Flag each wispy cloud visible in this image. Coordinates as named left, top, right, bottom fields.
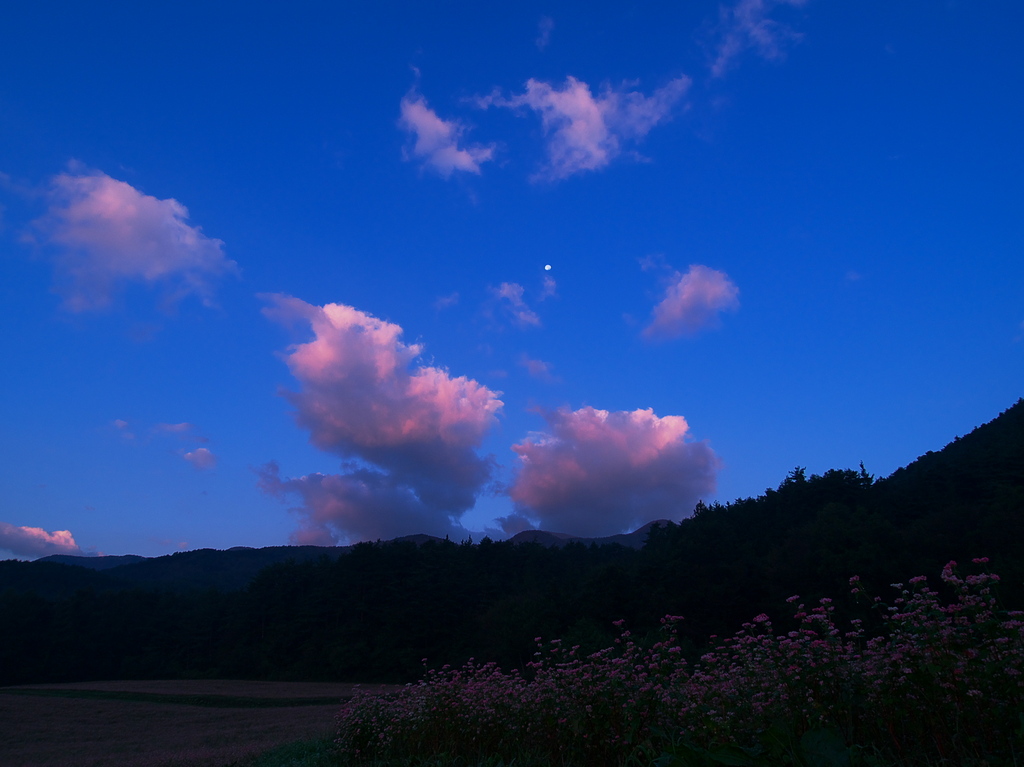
left=154, top=422, right=195, bottom=435
left=504, top=406, right=721, bottom=537
left=480, top=75, right=690, bottom=181
left=398, top=88, right=495, bottom=178
left=153, top=422, right=209, bottom=443
left=643, top=264, right=740, bottom=340
left=116, top=418, right=210, bottom=444
left=710, top=0, right=809, bottom=78
left=260, top=294, right=503, bottom=544
left=0, top=522, right=83, bottom=559
left=434, top=291, right=460, bottom=310
left=518, top=354, right=559, bottom=383
left=536, top=16, right=554, bottom=50
left=491, top=282, right=542, bottom=328
left=115, top=418, right=214, bottom=470
left=539, top=275, right=557, bottom=300
left=31, top=168, right=238, bottom=312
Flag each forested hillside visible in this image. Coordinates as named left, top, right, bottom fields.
left=1, top=399, right=1021, bottom=687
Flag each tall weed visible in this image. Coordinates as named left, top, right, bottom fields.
left=337, top=560, right=1024, bottom=766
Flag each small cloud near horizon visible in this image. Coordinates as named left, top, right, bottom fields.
left=0, top=522, right=83, bottom=559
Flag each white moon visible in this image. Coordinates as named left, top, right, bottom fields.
left=544, top=264, right=552, bottom=270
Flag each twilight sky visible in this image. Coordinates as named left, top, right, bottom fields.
left=1, top=0, right=1021, bottom=559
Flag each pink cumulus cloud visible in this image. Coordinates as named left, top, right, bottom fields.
left=183, top=447, right=217, bottom=470
left=491, top=282, right=541, bottom=328
left=260, top=294, right=502, bottom=542
left=711, top=0, right=809, bottom=78
left=0, top=522, right=83, bottom=559
left=398, top=88, right=495, bottom=178
left=506, top=406, right=721, bottom=537
left=643, top=265, right=740, bottom=340
left=481, top=75, right=690, bottom=181
left=32, top=169, right=238, bottom=312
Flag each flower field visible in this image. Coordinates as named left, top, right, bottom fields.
left=336, top=559, right=1024, bottom=766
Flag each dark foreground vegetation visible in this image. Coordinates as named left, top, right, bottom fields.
left=334, top=559, right=1024, bottom=767
left=1, top=400, right=1022, bottom=689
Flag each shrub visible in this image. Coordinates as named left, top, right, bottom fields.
left=337, top=559, right=1024, bottom=766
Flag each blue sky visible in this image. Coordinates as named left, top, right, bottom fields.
left=1, top=0, right=1021, bottom=558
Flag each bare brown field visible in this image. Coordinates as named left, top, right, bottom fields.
left=0, top=680, right=403, bottom=767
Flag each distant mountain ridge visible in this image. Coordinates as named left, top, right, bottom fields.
left=19, top=521, right=668, bottom=596
left=39, top=554, right=147, bottom=570
left=28, top=545, right=353, bottom=593
left=507, top=520, right=670, bottom=549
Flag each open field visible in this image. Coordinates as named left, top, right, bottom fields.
left=0, top=680, right=402, bottom=767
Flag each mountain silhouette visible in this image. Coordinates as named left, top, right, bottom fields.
left=25, top=522, right=671, bottom=594
left=1, top=398, right=1021, bottom=686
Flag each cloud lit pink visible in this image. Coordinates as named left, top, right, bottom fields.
left=535, top=16, right=554, bottom=50
left=481, top=75, right=689, bottom=180
left=519, top=354, right=558, bottom=382
left=399, top=88, right=495, bottom=178
left=155, top=422, right=195, bottom=435
left=505, top=406, right=721, bottom=537
left=260, top=294, right=503, bottom=543
left=540, top=275, right=557, bottom=300
left=0, top=522, right=83, bottom=559
left=184, top=447, right=217, bottom=470
left=643, top=264, right=740, bottom=340
left=32, top=169, right=238, bottom=312
left=492, top=282, right=541, bottom=328
left=711, top=0, right=808, bottom=78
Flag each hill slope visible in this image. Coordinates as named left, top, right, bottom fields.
left=1, top=398, right=1020, bottom=686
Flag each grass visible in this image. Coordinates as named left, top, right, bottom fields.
left=3, top=687, right=353, bottom=708
left=235, top=736, right=340, bottom=767
left=0, top=681, right=397, bottom=767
